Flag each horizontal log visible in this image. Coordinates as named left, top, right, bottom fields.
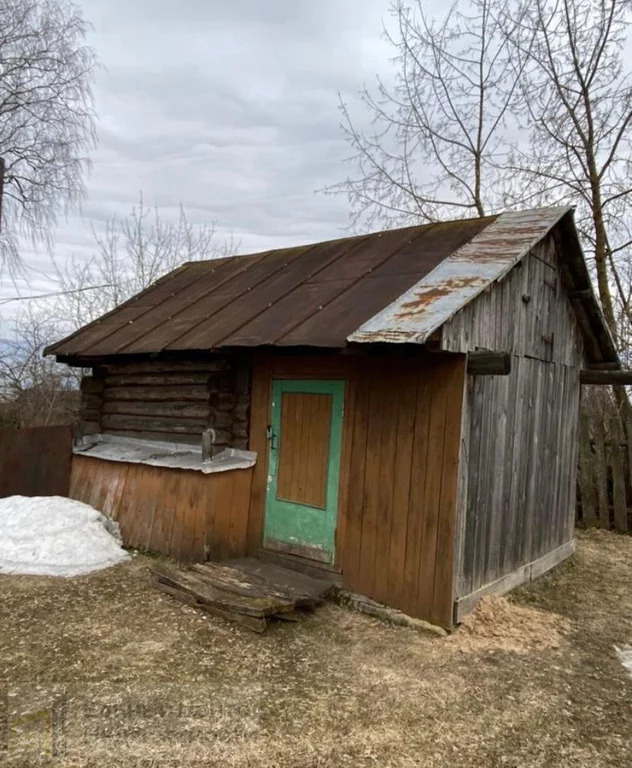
left=102, top=414, right=206, bottom=433
left=80, top=393, right=103, bottom=410
left=80, top=376, right=105, bottom=394
left=231, top=424, right=249, bottom=439
left=103, top=359, right=230, bottom=375
left=467, top=351, right=511, bottom=376
left=233, top=402, right=250, bottom=421
left=103, top=401, right=210, bottom=419
left=105, top=373, right=212, bottom=387
left=104, top=386, right=210, bottom=402
left=79, top=421, right=101, bottom=436
left=104, top=429, right=201, bottom=445
left=580, top=369, right=632, bottom=385
left=211, top=392, right=238, bottom=410
left=80, top=408, right=102, bottom=422
left=208, top=410, right=233, bottom=429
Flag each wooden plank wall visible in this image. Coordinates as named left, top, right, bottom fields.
left=441, top=234, right=585, bottom=368
left=578, top=387, right=632, bottom=533
left=442, top=231, right=586, bottom=602
left=70, top=455, right=253, bottom=562
left=456, top=357, right=580, bottom=598
left=248, top=352, right=466, bottom=627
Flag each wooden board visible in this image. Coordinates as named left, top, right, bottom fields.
left=247, top=351, right=467, bottom=628
left=70, top=455, right=254, bottom=562
left=276, top=391, right=332, bottom=508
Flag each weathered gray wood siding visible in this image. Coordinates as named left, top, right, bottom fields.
left=79, top=357, right=251, bottom=448
left=442, top=233, right=585, bottom=602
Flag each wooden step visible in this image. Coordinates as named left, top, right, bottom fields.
left=153, top=558, right=326, bottom=632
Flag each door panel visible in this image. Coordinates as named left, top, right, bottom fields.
left=277, top=391, right=332, bottom=508
left=264, top=379, right=344, bottom=563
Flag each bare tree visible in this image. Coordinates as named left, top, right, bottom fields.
left=0, top=199, right=233, bottom=425
left=329, top=0, right=522, bottom=228
left=0, top=0, right=97, bottom=271
left=0, top=305, right=78, bottom=428
left=334, top=0, right=632, bottom=354
left=53, top=196, right=235, bottom=330
left=505, top=0, right=632, bottom=348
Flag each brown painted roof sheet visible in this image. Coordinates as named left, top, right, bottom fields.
left=47, top=216, right=495, bottom=357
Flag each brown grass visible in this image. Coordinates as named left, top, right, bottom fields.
left=1, top=529, right=631, bottom=767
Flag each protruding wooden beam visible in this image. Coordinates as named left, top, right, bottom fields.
left=467, top=351, right=511, bottom=376
left=580, top=369, right=632, bottom=385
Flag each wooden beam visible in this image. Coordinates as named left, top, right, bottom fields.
left=580, top=369, right=632, bottom=385
left=453, top=540, right=574, bottom=623
left=467, top=351, right=511, bottom=376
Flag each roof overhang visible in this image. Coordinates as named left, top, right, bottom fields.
left=348, top=207, right=618, bottom=366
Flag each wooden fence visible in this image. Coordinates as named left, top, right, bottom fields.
left=0, top=425, right=73, bottom=498
left=577, top=389, right=632, bottom=533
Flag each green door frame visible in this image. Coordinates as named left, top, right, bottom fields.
left=263, top=378, right=345, bottom=563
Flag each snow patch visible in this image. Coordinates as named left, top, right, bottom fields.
left=0, top=496, right=130, bottom=577
left=615, top=645, right=632, bottom=680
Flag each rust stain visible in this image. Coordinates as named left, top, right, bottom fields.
left=394, top=276, right=486, bottom=319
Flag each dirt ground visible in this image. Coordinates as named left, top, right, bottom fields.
left=0, top=528, right=630, bottom=767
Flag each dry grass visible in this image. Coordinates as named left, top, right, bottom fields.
left=1, top=529, right=631, bottom=767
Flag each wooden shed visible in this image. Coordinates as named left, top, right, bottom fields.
left=46, top=206, right=618, bottom=628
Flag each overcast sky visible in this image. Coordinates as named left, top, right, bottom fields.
left=2, top=0, right=414, bottom=306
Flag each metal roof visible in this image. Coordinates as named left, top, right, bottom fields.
left=350, top=207, right=571, bottom=344
left=46, top=207, right=617, bottom=364
left=46, top=215, right=493, bottom=357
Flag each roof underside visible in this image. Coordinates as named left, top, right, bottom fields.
left=47, top=207, right=618, bottom=365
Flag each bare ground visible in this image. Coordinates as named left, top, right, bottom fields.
left=0, top=528, right=630, bottom=767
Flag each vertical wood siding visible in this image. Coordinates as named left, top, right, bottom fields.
left=442, top=233, right=585, bottom=602
left=248, top=352, right=466, bottom=627
left=456, top=358, right=580, bottom=597
left=277, top=392, right=332, bottom=508
left=70, top=455, right=253, bottom=562
left=441, top=234, right=585, bottom=367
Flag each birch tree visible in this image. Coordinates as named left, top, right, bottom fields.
left=0, top=0, right=96, bottom=271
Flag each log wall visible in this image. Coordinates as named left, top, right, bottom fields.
left=70, top=454, right=253, bottom=561
left=79, top=357, right=251, bottom=448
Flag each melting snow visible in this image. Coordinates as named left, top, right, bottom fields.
left=0, top=496, right=130, bottom=577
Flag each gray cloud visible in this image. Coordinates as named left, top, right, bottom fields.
left=4, top=0, right=445, bottom=309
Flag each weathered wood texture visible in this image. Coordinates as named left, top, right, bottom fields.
left=444, top=232, right=586, bottom=603
left=456, top=357, right=580, bottom=597
left=277, top=391, right=332, bottom=508
left=0, top=425, right=73, bottom=498
left=441, top=233, right=585, bottom=368
left=578, top=387, right=632, bottom=533
left=248, top=352, right=466, bottom=628
left=78, top=357, right=251, bottom=448
left=69, top=454, right=253, bottom=561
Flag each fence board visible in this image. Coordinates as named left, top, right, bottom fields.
left=577, top=391, right=631, bottom=534
left=0, top=425, right=72, bottom=498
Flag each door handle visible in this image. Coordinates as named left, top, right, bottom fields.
left=266, top=424, right=277, bottom=450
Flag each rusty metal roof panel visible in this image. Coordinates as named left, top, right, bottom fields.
left=48, top=208, right=600, bottom=359
left=348, top=207, right=573, bottom=345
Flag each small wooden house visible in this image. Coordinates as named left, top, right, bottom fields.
left=46, top=207, right=618, bottom=628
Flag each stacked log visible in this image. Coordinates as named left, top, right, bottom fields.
left=77, top=357, right=252, bottom=449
